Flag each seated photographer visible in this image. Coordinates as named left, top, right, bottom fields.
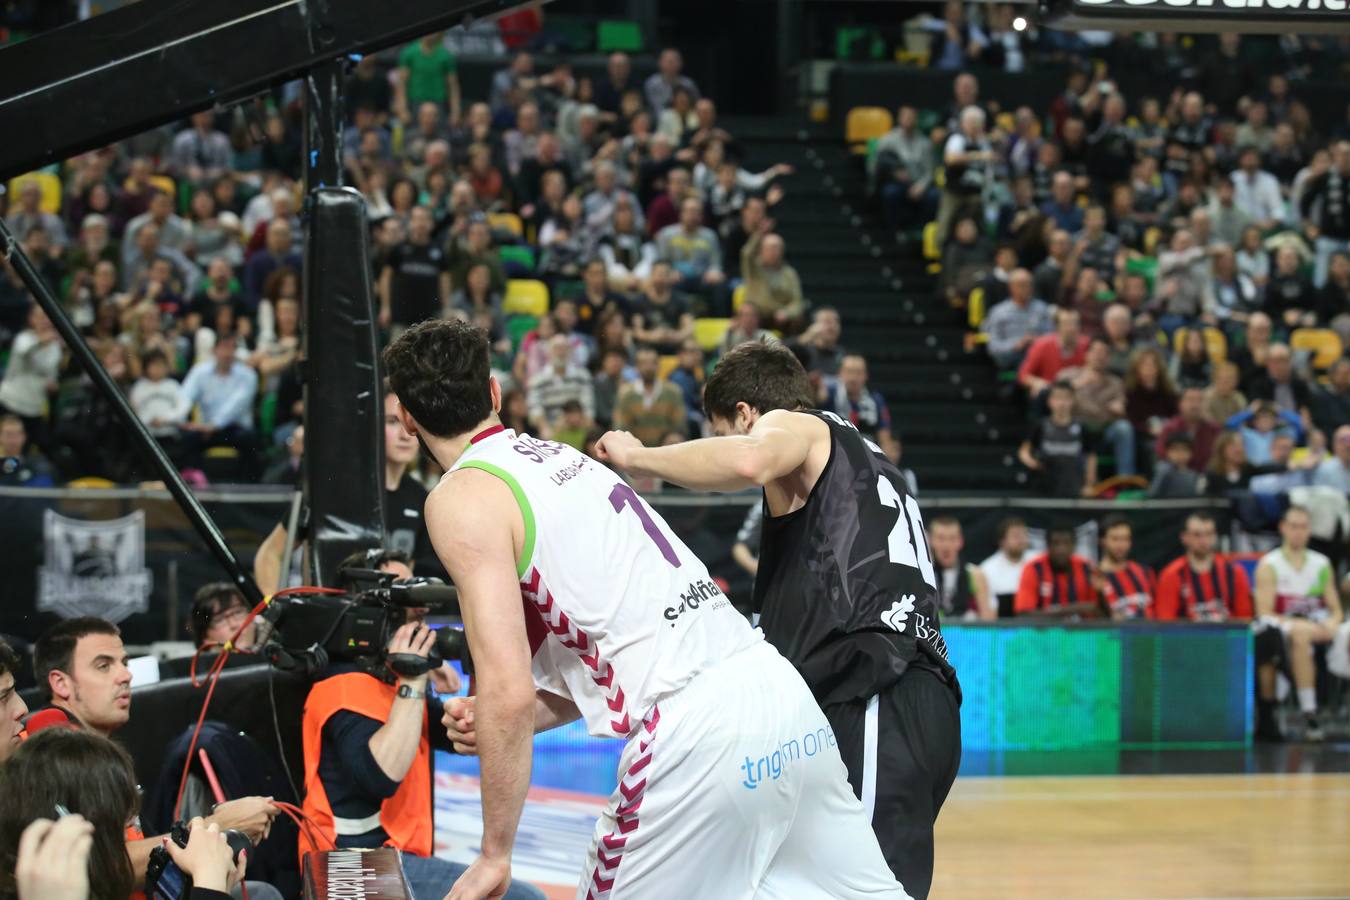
left=300, top=550, right=543, bottom=900
left=0, top=728, right=247, bottom=900
left=27, top=617, right=278, bottom=889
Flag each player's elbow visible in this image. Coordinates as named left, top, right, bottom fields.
left=733, top=445, right=779, bottom=486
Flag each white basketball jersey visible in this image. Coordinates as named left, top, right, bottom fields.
left=1259, top=547, right=1332, bottom=619
left=449, top=428, right=761, bottom=739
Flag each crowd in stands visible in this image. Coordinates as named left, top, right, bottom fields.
left=0, top=33, right=885, bottom=493
left=861, top=14, right=1350, bottom=527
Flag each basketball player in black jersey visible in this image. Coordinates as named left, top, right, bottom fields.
left=597, top=341, right=961, bottom=899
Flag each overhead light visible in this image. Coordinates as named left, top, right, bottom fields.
left=1013, top=15, right=1028, bottom=30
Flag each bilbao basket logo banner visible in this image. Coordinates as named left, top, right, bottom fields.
left=38, top=510, right=153, bottom=622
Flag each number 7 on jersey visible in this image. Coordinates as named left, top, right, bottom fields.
left=610, top=482, right=682, bottom=568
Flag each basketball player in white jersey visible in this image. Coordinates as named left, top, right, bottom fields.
left=1253, top=506, right=1343, bottom=741
left=382, top=321, right=906, bottom=900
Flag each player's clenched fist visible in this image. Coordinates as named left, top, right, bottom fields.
left=594, top=430, right=642, bottom=469
left=443, top=696, right=477, bottom=755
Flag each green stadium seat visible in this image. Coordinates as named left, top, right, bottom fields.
left=597, top=20, right=642, bottom=52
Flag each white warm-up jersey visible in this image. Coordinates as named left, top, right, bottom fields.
left=1260, top=548, right=1333, bottom=619
left=449, top=427, right=761, bottom=739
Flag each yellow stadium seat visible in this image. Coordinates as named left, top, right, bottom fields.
left=1173, top=326, right=1228, bottom=364
left=487, top=212, right=524, bottom=239
left=67, top=476, right=116, bottom=489
left=694, top=317, right=731, bottom=352
left=658, top=354, right=679, bottom=381
left=967, top=286, right=986, bottom=330
left=503, top=279, right=549, bottom=317
left=923, top=222, right=940, bottom=262
left=1291, top=328, right=1344, bottom=370
left=732, top=284, right=747, bottom=313
left=845, top=106, right=893, bottom=152
left=8, top=173, right=61, bottom=214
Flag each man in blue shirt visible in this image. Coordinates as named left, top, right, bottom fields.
left=1040, top=170, right=1085, bottom=234
left=180, top=334, right=260, bottom=478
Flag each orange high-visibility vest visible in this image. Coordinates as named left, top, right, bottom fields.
left=300, top=673, right=431, bottom=867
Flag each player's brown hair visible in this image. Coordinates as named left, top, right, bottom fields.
left=703, top=339, right=815, bottom=424
left=383, top=319, right=493, bottom=438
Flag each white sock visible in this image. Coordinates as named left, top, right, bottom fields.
left=1297, top=687, right=1317, bottom=714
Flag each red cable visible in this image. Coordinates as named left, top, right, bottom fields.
left=172, top=588, right=349, bottom=836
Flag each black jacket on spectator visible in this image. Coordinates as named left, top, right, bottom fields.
left=1249, top=373, right=1313, bottom=413
left=1264, top=272, right=1317, bottom=320
left=1311, top=383, right=1350, bottom=435
left=1264, top=145, right=1305, bottom=186
left=1299, top=170, right=1350, bottom=241
left=1087, top=124, right=1135, bottom=189
left=1033, top=258, right=1066, bottom=305
left=1317, top=279, right=1350, bottom=324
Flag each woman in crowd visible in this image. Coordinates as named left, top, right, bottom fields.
left=1125, top=346, right=1178, bottom=471
left=466, top=143, right=505, bottom=208
left=387, top=177, right=420, bottom=232
left=450, top=262, right=508, bottom=354
left=0, top=728, right=244, bottom=900
left=1203, top=429, right=1289, bottom=497
left=1203, top=361, right=1248, bottom=425
left=256, top=267, right=300, bottom=350
left=537, top=193, right=590, bottom=282
left=500, top=387, right=531, bottom=435
left=250, top=296, right=301, bottom=394
left=591, top=309, right=633, bottom=371
left=596, top=199, right=654, bottom=296
left=186, top=188, right=243, bottom=270
left=1169, top=328, right=1214, bottom=389
left=67, top=259, right=123, bottom=331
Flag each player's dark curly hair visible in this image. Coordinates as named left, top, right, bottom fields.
left=703, top=339, right=815, bottom=424
left=383, top=319, right=493, bottom=439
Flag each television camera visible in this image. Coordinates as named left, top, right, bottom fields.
left=261, top=569, right=472, bottom=680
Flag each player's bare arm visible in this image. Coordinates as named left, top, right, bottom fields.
left=1321, top=575, right=1343, bottom=627
left=427, top=469, right=536, bottom=900
left=597, top=408, right=821, bottom=492
left=444, top=690, right=581, bottom=756
left=1253, top=563, right=1278, bottom=619
left=972, top=567, right=996, bottom=621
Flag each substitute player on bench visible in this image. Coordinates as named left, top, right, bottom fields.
left=1253, top=506, right=1344, bottom=741
left=384, top=321, right=906, bottom=900
left=597, top=340, right=960, bottom=900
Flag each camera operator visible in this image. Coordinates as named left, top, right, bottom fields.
left=26, top=618, right=278, bottom=890
left=0, top=638, right=27, bottom=765
left=299, top=550, right=543, bottom=900
left=0, top=728, right=245, bottom=900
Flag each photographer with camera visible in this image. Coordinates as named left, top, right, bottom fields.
left=298, top=551, right=542, bottom=900
left=25, top=618, right=278, bottom=895
left=0, top=728, right=246, bottom=900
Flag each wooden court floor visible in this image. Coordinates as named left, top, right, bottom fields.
left=931, top=774, right=1350, bottom=899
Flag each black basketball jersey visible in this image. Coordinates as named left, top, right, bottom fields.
left=753, top=410, right=959, bottom=707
